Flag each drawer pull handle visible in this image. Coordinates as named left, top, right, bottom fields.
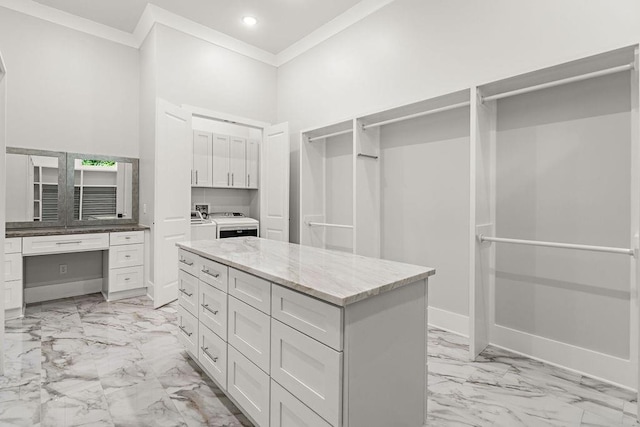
left=179, top=325, right=192, bottom=337
left=201, top=346, right=218, bottom=363
left=125, top=255, right=131, bottom=259
left=201, top=269, right=220, bottom=278
left=125, top=277, right=130, bottom=281
left=201, top=303, right=218, bottom=315
left=179, top=259, right=194, bottom=266
left=56, top=241, right=82, bottom=245
left=179, top=288, right=193, bottom=297
left=125, top=236, right=131, bottom=240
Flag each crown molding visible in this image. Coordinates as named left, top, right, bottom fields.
left=0, top=0, right=396, bottom=67
left=0, top=0, right=137, bottom=47
left=276, top=0, right=396, bottom=66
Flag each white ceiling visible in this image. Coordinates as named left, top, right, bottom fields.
left=31, top=0, right=364, bottom=54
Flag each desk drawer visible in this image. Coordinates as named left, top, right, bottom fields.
left=228, top=346, right=270, bottom=427
left=109, top=243, right=144, bottom=269
left=177, top=305, right=198, bottom=357
left=199, top=324, right=227, bottom=389
left=199, top=282, right=227, bottom=340
left=229, top=296, right=270, bottom=373
left=23, top=233, right=109, bottom=256
left=272, top=284, right=343, bottom=351
left=178, top=249, right=199, bottom=277
left=178, top=270, right=199, bottom=317
left=229, top=268, right=270, bottom=314
left=110, top=231, right=144, bottom=246
left=199, top=258, right=228, bottom=292
left=5, top=280, right=23, bottom=311
left=271, top=381, right=332, bottom=427
left=271, top=320, right=342, bottom=427
left=108, top=266, right=144, bottom=293
left=4, top=238, right=22, bottom=254
left=4, top=253, right=22, bottom=282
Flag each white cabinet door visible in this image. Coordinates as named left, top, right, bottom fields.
left=271, top=381, right=332, bottom=427
left=246, top=139, right=259, bottom=189
left=228, top=296, right=270, bottom=373
left=153, top=99, right=192, bottom=309
left=193, top=131, right=213, bottom=187
left=229, top=137, right=246, bottom=188
left=228, top=346, right=270, bottom=427
left=199, top=324, right=227, bottom=389
left=212, top=134, right=231, bottom=187
left=260, top=123, right=290, bottom=241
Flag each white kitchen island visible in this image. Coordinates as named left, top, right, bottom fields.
left=175, top=237, right=435, bottom=427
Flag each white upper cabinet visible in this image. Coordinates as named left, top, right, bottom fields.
left=229, top=137, right=247, bottom=188
left=192, top=131, right=213, bottom=187
left=193, top=132, right=259, bottom=190
left=212, top=134, right=231, bottom=188
left=246, top=139, right=259, bottom=189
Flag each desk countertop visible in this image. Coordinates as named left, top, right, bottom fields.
left=6, top=224, right=149, bottom=238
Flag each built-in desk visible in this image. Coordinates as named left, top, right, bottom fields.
left=4, top=225, right=149, bottom=318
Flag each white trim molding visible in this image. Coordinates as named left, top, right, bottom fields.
left=0, top=0, right=397, bottom=66
left=492, top=324, right=636, bottom=390
left=428, top=307, right=470, bottom=337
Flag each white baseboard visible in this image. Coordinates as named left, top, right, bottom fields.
left=102, top=287, right=147, bottom=302
left=492, top=324, right=636, bottom=391
left=24, top=279, right=103, bottom=303
left=428, top=307, right=469, bottom=337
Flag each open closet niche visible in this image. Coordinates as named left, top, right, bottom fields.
left=472, top=45, right=640, bottom=390
left=358, top=89, right=471, bottom=323
left=300, top=120, right=354, bottom=253
left=191, top=116, right=261, bottom=218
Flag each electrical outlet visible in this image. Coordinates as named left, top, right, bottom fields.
left=59, top=264, right=67, bottom=274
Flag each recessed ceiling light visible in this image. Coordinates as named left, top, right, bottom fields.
left=242, top=16, right=258, bottom=26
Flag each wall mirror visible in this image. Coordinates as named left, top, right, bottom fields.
left=66, top=153, right=139, bottom=226
left=5, top=148, right=66, bottom=228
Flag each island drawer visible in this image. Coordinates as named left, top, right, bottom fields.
left=178, top=270, right=199, bottom=317
left=199, top=281, right=227, bottom=340
left=228, top=268, right=271, bottom=314
left=199, top=258, right=228, bottom=292
left=4, top=253, right=23, bottom=282
left=199, top=324, right=227, bottom=390
left=108, top=243, right=144, bottom=269
left=23, top=233, right=109, bottom=256
left=271, top=319, right=342, bottom=427
left=110, top=231, right=144, bottom=246
left=271, top=380, right=332, bottom=427
left=228, top=296, right=270, bottom=373
left=228, top=345, right=270, bottom=427
left=108, top=265, right=143, bottom=293
left=272, top=284, right=343, bottom=351
left=4, top=238, right=22, bottom=254
left=178, top=249, right=200, bottom=277
left=177, top=305, right=199, bottom=357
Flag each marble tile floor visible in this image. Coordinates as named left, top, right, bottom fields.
left=0, top=293, right=637, bottom=426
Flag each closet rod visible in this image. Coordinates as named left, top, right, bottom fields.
left=307, top=222, right=354, bottom=229
left=362, top=101, right=471, bottom=130
left=483, top=63, right=634, bottom=102
left=478, top=235, right=634, bottom=256
left=308, top=129, right=354, bottom=142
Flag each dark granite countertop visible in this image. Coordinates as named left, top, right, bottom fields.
left=6, top=224, right=149, bottom=238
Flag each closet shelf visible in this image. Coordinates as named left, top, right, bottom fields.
left=362, top=101, right=470, bottom=130
left=308, top=128, right=353, bottom=142
left=482, top=63, right=634, bottom=102
left=478, top=235, right=635, bottom=256
left=307, top=222, right=354, bottom=229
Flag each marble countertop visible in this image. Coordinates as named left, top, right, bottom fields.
left=177, top=237, right=435, bottom=306
left=6, top=224, right=149, bottom=238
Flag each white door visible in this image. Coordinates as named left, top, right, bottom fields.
left=246, top=139, right=259, bottom=189
left=212, top=134, right=230, bottom=187
left=0, top=52, right=7, bottom=374
left=229, top=137, right=246, bottom=188
left=154, top=99, right=192, bottom=309
left=260, top=123, right=290, bottom=242
left=192, top=131, right=212, bottom=187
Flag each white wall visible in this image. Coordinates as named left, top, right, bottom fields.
left=0, top=7, right=139, bottom=157
left=155, top=25, right=277, bottom=124
left=279, top=0, right=640, bottom=244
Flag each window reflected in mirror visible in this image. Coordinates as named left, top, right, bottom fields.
left=73, top=159, right=133, bottom=220
left=6, top=153, right=59, bottom=222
